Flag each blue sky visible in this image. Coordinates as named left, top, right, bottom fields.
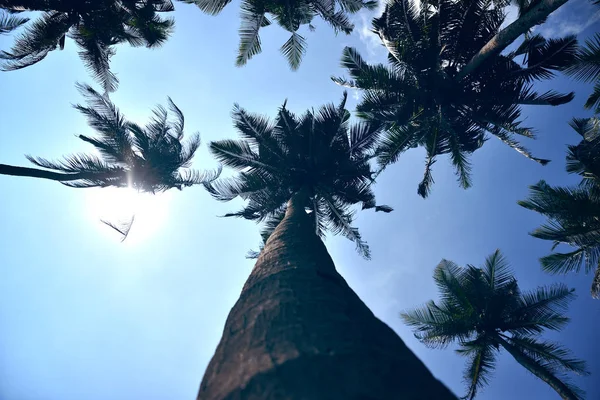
left=1, top=1, right=599, bottom=399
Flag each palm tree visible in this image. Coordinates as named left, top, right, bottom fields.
left=0, top=82, right=219, bottom=195
left=333, top=0, right=577, bottom=197
left=182, top=0, right=377, bottom=69
left=519, top=117, right=600, bottom=298
left=198, top=93, right=456, bottom=399
left=402, top=250, right=588, bottom=400
left=564, top=33, right=600, bottom=113
left=0, top=0, right=175, bottom=92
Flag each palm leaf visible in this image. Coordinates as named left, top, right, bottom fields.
left=280, top=32, right=306, bottom=70
left=236, top=0, right=265, bottom=67
left=0, top=10, right=29, bottom=34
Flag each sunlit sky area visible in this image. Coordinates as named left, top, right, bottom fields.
left=1, top=1, right=600, bottom=399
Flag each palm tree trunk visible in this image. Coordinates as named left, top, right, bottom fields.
left=498, top=336, right=580, bottom=400
left=456, top=0, right=570, bottom=80
left=197, top=191, right=456, bottom=399
left=0, top=163, right=121, bottom=182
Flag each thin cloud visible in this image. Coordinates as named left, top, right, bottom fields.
left=537, top=0, right=600, bottom=37
left=354, top=5, right=387, bottom=63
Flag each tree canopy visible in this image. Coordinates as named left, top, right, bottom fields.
left=0, top=0, right=175, bottom=92
left=204, top=92, right=392, bottom=258
left=334, top=0, right=577, bottom=197
left=402, top=250, right=588, bottom=399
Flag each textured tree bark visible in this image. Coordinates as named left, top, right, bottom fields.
left=456, top=0, right=570, bottom=80
left=498, top=337, right=579, bottom=400
left=0, top=163, right=123, bottom=182
left=198, top=192, right=456, bottom=399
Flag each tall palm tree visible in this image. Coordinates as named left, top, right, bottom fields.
left=519, top=117, right=600, bottom=298
left=0, top=0, right=175, bottom=92
left=198, top=93, right=456, bottom=399
left=564, top=33, right=600, bottom=113
left=182, top=0, right=377, bottom=69
left=333, top=0, right=577, bottom=197
left=402, top=250, right=588, bottom=400
left=0, top=82, right=219, bottom=194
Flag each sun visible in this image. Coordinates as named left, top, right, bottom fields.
left=84, top=186, right=172, bottom=244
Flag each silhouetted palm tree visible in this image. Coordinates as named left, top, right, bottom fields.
left=182, top=0, right=377, bottom=69
left=198, top=93, right=456, bottom=399
left=0, top=0, right=175, bottom=92
left=402, top=250, right=588, bottom=399
left=0, top=83, right=219, bottom=192
left=333, top=0, right=577, bottom=197
left=564, top=33, right=600, bottom=113
left=519, top=117, right=600, bottom=298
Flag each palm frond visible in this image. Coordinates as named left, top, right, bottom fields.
left=563, top=33, right=600, bottom=83
left=0, top=10, right=28, bottom=34
left=236, top=0, right=265, bottom=67
left=584, top=81, right=600, bottom=112
left=322, top=195, right=370, bottom=258
left=459, top=339, right=497, bottom=400
left=0, top=11, right=71, bottom=71
left=101, top=215, right=135, bottom=242
left=180, top=0, right=232, bottom=15
left=71, top=31, right=119, bottom=93
left=507, top=336, right=588, bottom=375
left=515, top=35, right=578, bottom=82
left=280, top=32, right=306, bottom=70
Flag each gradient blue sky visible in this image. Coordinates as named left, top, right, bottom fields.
left=1, top=1, right=599, bottom=399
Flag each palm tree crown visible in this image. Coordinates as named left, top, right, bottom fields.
left=204, top=92, right=391, bottom=258
left=0, top=0, right=175, bottom=92
left=402, top=250, right=588, bottom=399
left=182, top=0, right=377, bottom=69
left=11, top=83, right=219, bottom=192
left=333, top=0, right=577, bottom=197
left=519, top=117, right=600, bottom=298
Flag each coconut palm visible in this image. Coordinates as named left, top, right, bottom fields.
left=519, top=117, right=600, bottom=298
left=182, top=0, right=377, bottom=69
left=0, top=82, right=219, bottom=194
left=333, top=0, right=577, bottom=197
left=402, top=250, right=588, bottom=399
left=564, top=33, right=600, bottom=113
left=198, top=93, right=456, bottom=399
left=0, top=0, right=175, bottom=92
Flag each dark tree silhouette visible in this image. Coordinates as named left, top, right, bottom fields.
left=0, top=0, right=175, bottom=92
left=0, top=83, right=219, bottom=194
left=182, top=0, right=377, bottom=69
left=333, top=0, right=577, bottom=197
left=402, top=250, right=588, bottom=399
left=519, top=117, right=600, bottom=298
left=198, top=93, right=456, bottom=399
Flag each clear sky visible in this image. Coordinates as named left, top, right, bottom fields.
left=0, top=1, right=599, bottom=399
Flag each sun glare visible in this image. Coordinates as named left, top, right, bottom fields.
left=84, top=187, right=172, bottom=244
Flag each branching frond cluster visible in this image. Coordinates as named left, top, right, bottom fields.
left=333, top=0, right=577, bottom=197
left=564, top=33, right=600, bottom=113
left=401, top=250, right=587, bottom=399
left=26, top=83, right=219, bottom=192
left=520, top=117, right=600, bottom=298
left=205, top=92, right=391, bottom=258
left=185, top=0, right=377, bottom=69
left=0, top=0, right=175, bottom=92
